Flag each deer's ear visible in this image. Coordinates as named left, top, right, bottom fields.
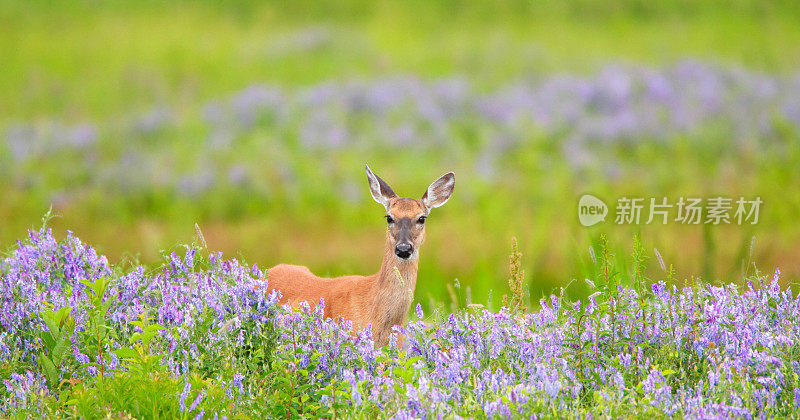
left=422, top=172, right=455, bottom=209
left=365, top=165, right=397, bottom=209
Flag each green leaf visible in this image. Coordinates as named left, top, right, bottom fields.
left=40, top=331, right=56, bottom=351
left=635, top=382, right=645, bottom=393
left=149, top=353, right=167, bottom=363
left=56, top=306, right=71, bottom=322
left=52, top=333, right=71, bottom=365
left=40, top=312, right=61, bottom=342
left=65, top=316, right=76, bottom=333
left=92, top=278, right=107, bottom=299
left=80, top=279, right=96, bottom=295
left=114, top=348, right=139, bottom=359
left=94, top=313, right=105, bottom=327
left=400, top=370, right=414, bottom=383
left=39, top=355, right=58, bottom=387
left=130, top=331, right=156, bottom=344
left=145, top=324, right=165, bottom=333
left=593, top=391, right=603, bottom=404
left=80, top=362, right=101, bottom=369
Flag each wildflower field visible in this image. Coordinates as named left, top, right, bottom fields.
left=3, top=0, right=800, bottom=304
left=3, top=1, right=800, bottom=417
left=2, top=225, right=799, bottom=418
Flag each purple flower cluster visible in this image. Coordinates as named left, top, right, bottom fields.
left=0, top=227, right=275, bottom=411
left=3, top=61, right=798, bottom=201
left=2, top=371, right=46, bottom=411
left=388, top=270, right=800, bottom=417
left=0, top=229, right=110, bottom=362
left=2, top=228, right=799, bottom=417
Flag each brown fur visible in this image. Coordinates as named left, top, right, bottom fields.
left=266, top=198, right=425, bottom=347
left=266, top=167, right=453, bottom=347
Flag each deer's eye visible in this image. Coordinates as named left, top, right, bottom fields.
left=417, top=216, right=426, bottom=224
left=385, top=215, right=394, bottom=224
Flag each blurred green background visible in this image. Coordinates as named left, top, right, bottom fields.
left=2, top=0, right=800, bottom=308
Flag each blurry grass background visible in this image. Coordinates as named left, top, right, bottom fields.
left=2, top=0, right=800, bottom=308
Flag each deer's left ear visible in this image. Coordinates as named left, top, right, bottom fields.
left=422, top=172, right=455, bottom=209
left=366, top=165, right=397, bottom=209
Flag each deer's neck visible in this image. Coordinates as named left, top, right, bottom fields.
left=371, top=233, right=418, bottom=330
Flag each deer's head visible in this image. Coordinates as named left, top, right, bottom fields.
left=365, top=165, right=455, bottom=260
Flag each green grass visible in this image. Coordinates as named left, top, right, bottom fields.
left=1, top=0, right=800, bottom=307
left=2, top=1, right=799, bottom=121
left=4, top=227, right=800, bottom=417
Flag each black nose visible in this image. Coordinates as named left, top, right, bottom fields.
left=395, top=243, right=413, bottom=259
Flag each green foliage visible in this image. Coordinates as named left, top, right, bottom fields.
left=114, top=315, right=167, bottom=376
left=78, top=277, right=116, bottom=383
left=3, top=233, right=798, bottom=417
left=3, top=0, right=800, bottom=415
left=66, top=370, right=182, bottom=419
left=1, top=0, right=800, bottom=309
left=568, top=235, right=662, bottom=399
left=37, top=306, right=76, bottom=390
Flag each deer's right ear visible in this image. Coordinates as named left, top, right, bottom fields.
left=422, top=172, right=455, bottom=209
left=365, top=165, right=396, bottom=209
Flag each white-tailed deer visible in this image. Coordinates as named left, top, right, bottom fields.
left=266, top=165, right=455, bottom=347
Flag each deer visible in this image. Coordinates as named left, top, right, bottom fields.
left=265, top=165, right=455, bottom=347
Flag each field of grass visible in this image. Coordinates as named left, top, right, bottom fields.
left=2, top=2, right=800, bottom=309
left=3, top=227, right=800, bottom=417
left=4, top=2, right=800, bottom=416
left=0, top=0, right=800, bottom=322
left=3, top=1, right=800, bottom=121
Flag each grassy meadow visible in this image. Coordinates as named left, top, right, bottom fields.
left=2, top=0, right=800, bottom=325
left=4, top=1, right=800, bottom=417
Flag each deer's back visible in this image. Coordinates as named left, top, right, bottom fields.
left=266, top=263, right=375, bottom=328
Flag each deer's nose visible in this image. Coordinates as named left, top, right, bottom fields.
left=395, top=243, right=413, bottom=259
